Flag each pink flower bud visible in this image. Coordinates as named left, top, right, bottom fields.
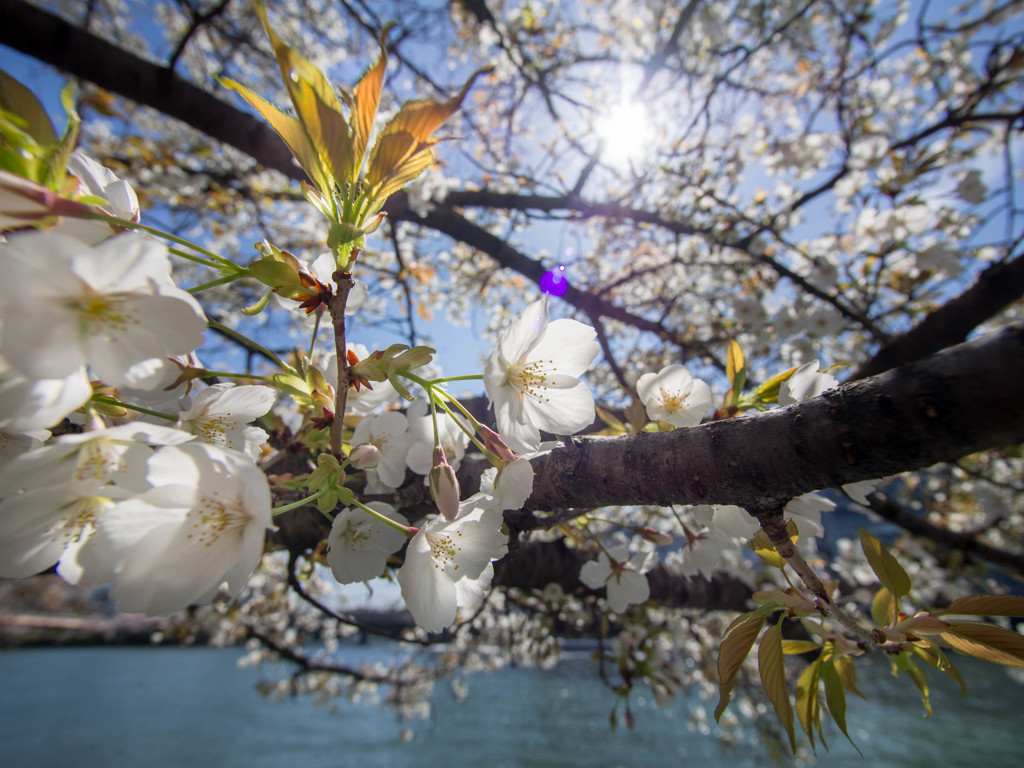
left=349, top=443, right=380, bottom=469
left=480, top=425, right=517, bottom=463
left=428, top=446, right=461, bottom=521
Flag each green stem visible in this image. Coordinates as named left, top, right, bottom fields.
left=197, top=369, right=279, bottom=384
left=168, top=246, right=229, bottom=271
left=91, top=395, right=175, bottom=421
left=351, top=498, right=417, bottom=538
left=206, top=318, right=292, bottom=371
left=189, top=273, right=247, bottom=294
left=272, top=487, right=329, bottom=517
left=431, top=374, right=484, bottom=384
left=87, top=212, right=240, bottom=270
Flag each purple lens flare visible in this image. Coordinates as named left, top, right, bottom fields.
left=540, top=264, right=568, bottom=297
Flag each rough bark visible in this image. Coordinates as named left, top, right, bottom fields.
left=523, top=322, right=1024, bottom=510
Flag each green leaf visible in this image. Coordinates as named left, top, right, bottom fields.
left=240, top=290, right=273, bottom=316
left=758, top=620, right=796, bottom=752
left=0, top=70, right=56, bottom=146
left=870, top=586, right=895, bottom=627
left=912, top=641, right=968, bottom=698
left=859, top=528, right=911, bottom=598
left=715, top=608, right=768, bottom=722
left=893, top=653, right=931, bottom=716
left=781, top=639, right=821, bottom=655
left=938, top=595, right=1024, bottom=618
left=794, top=658, right=822, bottom=750
left=750, top=520, right=799, bottom=569
left=832, top=654, right=866, bottom=699
left=940, top=622, right=1024, bottom=668
left=753, top=365, right=799, bottom=404
left=821, top=660, right=861, bottom=755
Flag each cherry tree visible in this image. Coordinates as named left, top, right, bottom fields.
left=2, top=0, right=1024, bottom=751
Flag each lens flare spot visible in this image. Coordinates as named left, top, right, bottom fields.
left=540, top=265, right=568, bottom=297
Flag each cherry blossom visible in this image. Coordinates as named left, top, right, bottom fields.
left=102, top=442, right=274, bottom=615
left=176, top=383, right=276, bottom=461
left=326, top=502, right=408, bottom=584
left=579, top=545, right=652, bottom=613
left=483, top=297, right=599, bottom=452
left=0, top=231, right=207, bottom=388
left=397, top=503, right=507, bottom=633
left=778, top=360, right=838, bottom=406
left=349, top=411, right=409, bottom=488
left=636, top=364, right=713, bottom=428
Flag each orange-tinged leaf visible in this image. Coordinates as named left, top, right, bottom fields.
left=758, top=620, right=796, bottom=752
left=715, top=610, right=767, bottom=721
left=365, top=131, right=420, bottom=188
left=217, top=77, right=327, bottom=192
left=350, top=27, right=390, bottom=168
left=940, top=622, right=1024, bottom=668
left=726, top=338, right=745, bottom=388
left=938, top=595, right=1024, bottom=618
left=859, top=528, right=911, bottom=598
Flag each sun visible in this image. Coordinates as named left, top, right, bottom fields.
left=595, top=99, right=654, bottom=168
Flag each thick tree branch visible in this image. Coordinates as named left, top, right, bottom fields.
left=851, top=250, right=1024, bottom=379
left=0, top=0, right=301, bottom=181
left=523, top=322, right=1024, bottom=511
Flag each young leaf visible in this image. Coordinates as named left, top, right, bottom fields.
left=794, top=658, right=822, bottom=750
left=821, top=660, right=861, bottom=755
left=758, top=619, right=797, bottom=752
left=937, top=595, right=1024, bottom=618
left=912, top=641, right=968, bottom=697
left=715, top=609, right=769, bottom=722
left=870, top=586, right=895, bottom=627
left=781, top=639, right=821, bottom=655
left=832, top=654, right=866, bottom=699
left=940, top=622, right=1024, bottom=668
left=893, top=652, right=932, bottom=716
left=859, top=528, right=911, bottom=598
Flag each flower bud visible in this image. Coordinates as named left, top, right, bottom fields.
left=480, top=425, right=517, bottom=463
left=349, top=443, right=380, bottom=469
left=428, top=446, right=460, bottom=521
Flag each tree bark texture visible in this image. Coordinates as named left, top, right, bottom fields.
left=524, top=323, right=1024, bottom=511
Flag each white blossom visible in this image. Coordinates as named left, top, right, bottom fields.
left=326, top=502, right=408, bottom=584
left=579, top=545, right=651, bottom=613
left=176, top=383, right=276, bottom=461
left=483, top=297, right=599, bottom=453
left=397, top=503, right=507, bottom=633
left=636, top=364, right=713, bottom=428
left=0, top=232, right=207, bottom=388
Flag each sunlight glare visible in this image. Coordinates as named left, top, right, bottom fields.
left=596, top=99, right=653, bottom=168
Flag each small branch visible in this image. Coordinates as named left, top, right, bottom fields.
left=754, top=503, right=879, bottom=652
left=326, top=272, right=354, bottom=458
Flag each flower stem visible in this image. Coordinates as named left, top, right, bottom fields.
left=351, top=498, right=416, bottom=538
left=272, top=487, right=329, bottom=517
left=91, top=395, right=175, bottom=421
left=206, top=318, right=292, bottom=371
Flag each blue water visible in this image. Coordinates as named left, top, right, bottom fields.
left=0, top=644, right=1020, bottom=767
